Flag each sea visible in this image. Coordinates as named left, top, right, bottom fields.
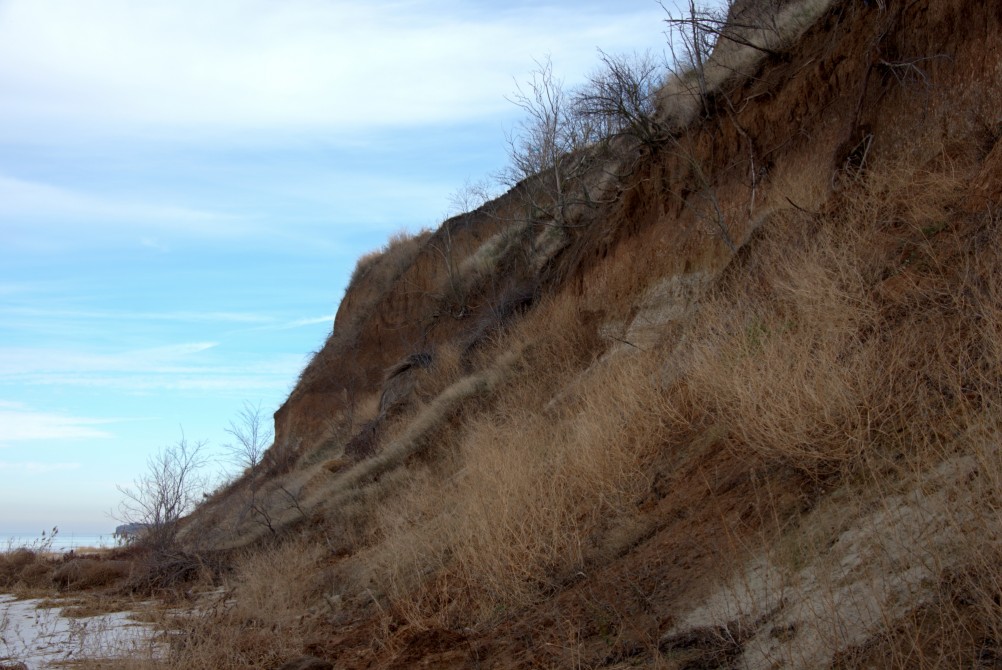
left=1, top=531, right=118, bottom=553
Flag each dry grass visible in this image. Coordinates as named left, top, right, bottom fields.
left=76, top=136, right=1001, bottom=668
left=457, top=221, right=528, bottom=287
left=653, top=156, right=1002, bottom=667
left=340, top=324, right=667, bottom=627
left=443, top=351, right=665, bottom=620
left=670, top=159, right=986, bottom=475
left=122, top=536, right=327, bottom=670
left=347, top=228, right=433, bottom=290
left=671, top=213, right=885, bottom=470
left=51, top=559, right=133, bottom=591
left=0, top=548, right=56, bottom=595
left=657, top=0, right=835, bottom=130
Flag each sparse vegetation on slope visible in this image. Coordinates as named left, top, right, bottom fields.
left=56, top=0, right=1002, bottom=667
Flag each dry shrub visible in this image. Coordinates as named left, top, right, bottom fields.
left=158, top=537, right=326, bottom=670
left=0, top=548, right=57, bottom=591
left=308, top=392, right=380, bottom=463
left=414, top=342, right=464, bottom=401
left=124, top=551, right=216, bottom=596
left=354, top=349, right=666, bottom=625
left=674, top=214, right=885, bottom=470
left=348, top=228, right=432, bottom=290
left=672, top=157, right=991, bottom=475
left=457, top=221, right=528, bottom=286
left=660, top=158, right=1002, bottom=666
left=448, top=365, right=661, bottom=618
left=52, top=558, right=132, bottom=591
left=342, top=466, right=454, bottom=621
left=0, top=548, right=37, bottom=585
left=228, top=538, right=325, bottom=624
left=469, top=290, right=605, bottom=389
left=343, top=419, right=380, bottom=461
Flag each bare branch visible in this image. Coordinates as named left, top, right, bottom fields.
left=116, top=433, right=208, bottom=554
left=499, top=55, right=603, bottom=229
left=574, top=49, right=668, bottom=148
left=222, top=401, right=273, bottom=472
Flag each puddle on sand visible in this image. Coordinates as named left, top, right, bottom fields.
left=0, top=594, right=159, bottom=668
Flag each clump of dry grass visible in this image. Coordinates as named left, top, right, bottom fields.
left=670, top=158, right=986, bottom=475
left=671, top=214, right=885, bottom=470
left=345, top=340, right=667, bottom=626
left=655, top=156, right=1002, bottom=667
left=348, top=228, right=433, bottom=290
left=146, top=536, right=327, bottom=670
left=456, top=222, right=528, bottom=286
left=51, top=558, right=132, bottom=591
left=0, top=548, right=55, bottom=593
left=445, top=352, right=665, bottom=618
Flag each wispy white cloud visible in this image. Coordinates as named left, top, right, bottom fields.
left=0, top=461, right=83, bottom=473
left=0, top=174, right=240, bottom=230
left=140, top=238, right=171, bottom=253
left=0, top=0, right=665, bottom=139
left=0, top=307, right=272, bottom=325
left=0, top=402, right=114, bottom=445
left=250, top=315, right=336, bottom=331
left=0, top=342, right=217, bottom=375
left=0, top=344, right=305, bottom=395
left=19, top=373, right=296, bottom=394
left=282, top=315, right=335, bottom=329
left=0, top=282, right=63, bottom=296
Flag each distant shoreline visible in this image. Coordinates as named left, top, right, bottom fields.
left=2, top=532, right=117, bottom=553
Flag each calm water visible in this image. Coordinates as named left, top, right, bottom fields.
left=1, top=532, right=117, bottom=553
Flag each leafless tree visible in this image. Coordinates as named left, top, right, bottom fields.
left=662, top=0, right=788, bottom=62
left=116, top=433, right=208, bottom=555
left=222, top=401, right=273, bottom=472
left=574, top=49, right=668, bottom=148
left=447, top=177, right=499, bottom=218
left=661, top=0, right=720, bottom=117
left=499, top=56, right=604, bottom=229
left=655, top=1, right=744, bottom=251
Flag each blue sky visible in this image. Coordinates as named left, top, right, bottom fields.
left=0, top=0, right=674, bottom=535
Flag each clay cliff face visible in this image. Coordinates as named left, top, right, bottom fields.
left=273, top=0, right=1000, bottom=461
left=185, top=1, right=1002, bottom=666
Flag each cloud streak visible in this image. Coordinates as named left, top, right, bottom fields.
left=0, top=174, right=242, bottom=232
left=0, top=342, right=219, bottom=378
left=0, top=0, right=665, bottom=138
left=0, top=306, right=273, bottom=325
left=0, top=461, right=83, bottom=473
left=0, top=343, right=307, bottom=395
left=251, top=315, right=336, bottom=331
left=0, top=402, right=115, bottom=445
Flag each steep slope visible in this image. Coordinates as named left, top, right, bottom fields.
left=179, top=1, right=1002, bottom=668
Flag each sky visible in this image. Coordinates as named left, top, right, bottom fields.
left=0, top=0, right=676, bottom=536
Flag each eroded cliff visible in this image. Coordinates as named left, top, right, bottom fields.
left=182, top=1, right=1002, bottom=667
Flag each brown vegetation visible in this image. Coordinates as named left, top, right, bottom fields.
left=34, top=0, right=1002, bottom=667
